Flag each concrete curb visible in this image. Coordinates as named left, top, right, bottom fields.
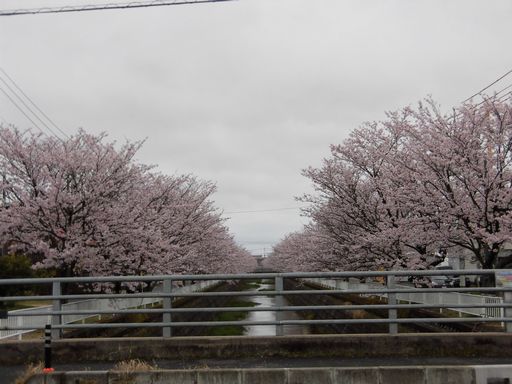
left=25, top=365, right=512, bottom=384
left=4, top=333, right=512, bottom=365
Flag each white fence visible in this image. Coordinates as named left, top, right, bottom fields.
left=303, top=277, right=504, bottom=319
left=0, top=280, right=218, bottom=340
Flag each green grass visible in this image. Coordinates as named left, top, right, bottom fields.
left=237, top=280, right=260, bottom=290
left=206, top=299, right=257, bottom=336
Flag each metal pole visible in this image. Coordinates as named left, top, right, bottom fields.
left=504, top=291, right=512, bottom=333
left=387, top=275, right=398, bottom=334
left=43, top=324, right=54, bottom=373
left=162, top=279, right=172, bottom=338
left=275, top=276, right=284, bottom=336
left=51, top=282, right=61, bottom=340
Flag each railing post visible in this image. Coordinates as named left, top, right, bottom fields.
left=275, top=276, right=284, bottom=336
left=502, top=290, right=512, bottom=333
left=163, top=279, right=172, bottom=338
left=51, top=282, right=61, bottom=340
left=457, top=294, right=462, bottom=318
left=387, top=275, right=398, bottom=334
left=495, top=271, right=511, bottom=331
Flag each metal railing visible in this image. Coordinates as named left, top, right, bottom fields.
left=1, top=269, right=512, bottom=339
left=304, top=277, right=505, bottom=318
left=0, top=280, right=219, bottom=340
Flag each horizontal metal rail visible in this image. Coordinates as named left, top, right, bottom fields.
left=2, top=317, right=511, bottom=332
left=1, top=269, right=512, bottom=339
left=2, top=287, right=511, bottom=302
left=7, top=302, right=512, bottom=317
left=0, top=269, right=497, bottom=285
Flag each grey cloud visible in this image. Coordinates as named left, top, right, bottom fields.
left=1, top=0, right=511, bottom=252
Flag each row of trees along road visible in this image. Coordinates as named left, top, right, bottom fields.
left=0, top=128, right=256, bottom=283
left=268, top=97, right=512, bottom=274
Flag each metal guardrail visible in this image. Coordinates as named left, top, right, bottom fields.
left=305, top=277, right=505, bottom=318
left=0, top=280, right=219, bottom=340
left=1, top=269, right=512, bottom=339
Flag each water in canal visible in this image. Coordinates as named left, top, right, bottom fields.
left=244, top=281, right=309, bottom=336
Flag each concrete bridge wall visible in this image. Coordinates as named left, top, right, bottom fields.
left=26, top=365, right=512, bottom=384
left=3, top=334, right=512, bottom=366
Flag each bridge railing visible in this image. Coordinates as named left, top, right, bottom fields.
left=303, top=277, right=504, bottom=318
left=0, top=279, right=219, bottom=340
left=1, top=270, right=512, bottom=339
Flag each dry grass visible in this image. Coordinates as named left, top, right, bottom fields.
left=351, top=309, right=367, bottom=319
left=111, top=359, right=157, bottom=384
left=14, top=362, right=43, bottom=384
left=111, top=359, right=156, bottom=373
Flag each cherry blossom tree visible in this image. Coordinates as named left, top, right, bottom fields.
left=266, top=225, right=343, bottom=272
left=299, top=110, right=435, bottom=270
left=0, top=127, right=252, bottom=279
left=400, top=98, right=512, bottom=269
left=272, top=96, right=512, bottom=272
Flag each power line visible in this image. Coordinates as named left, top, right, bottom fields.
left=0, top=0, right=237, bottom=17
left=451, top=82, right=512, bottom=122
left=456, top=82, right=512, bottom=117
left=0, top=84, right=47, bottom=135
left=0, top=74, right=64, bottom=140
left=461, top=68, right=512, bottom=104
left=475, top=84, right=512, bottom=106
left=471, top=82, right=511, bottom=107
left=0, top=68, right=69, bottom=138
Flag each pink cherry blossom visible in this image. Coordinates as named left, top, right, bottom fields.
left=269, top=96, right=512, bottom=272
left=0, top=127, right=255, bottom=279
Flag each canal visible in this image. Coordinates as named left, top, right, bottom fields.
left=63, top=278, right=483, bottom=338
left=244, top=280, right=309, bottom=336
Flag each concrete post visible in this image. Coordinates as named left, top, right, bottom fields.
left=459, top=256, right=466, bottom=287
left=275, top=276, right=284, bottom=336
left=51, top=281, right=61, bottom=340
left=387, top=275, right=398, bottom=334
left=163, top=279, right=172, bottom=338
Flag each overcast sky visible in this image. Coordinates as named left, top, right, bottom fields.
left=1, top=0, right=511, bottom=255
